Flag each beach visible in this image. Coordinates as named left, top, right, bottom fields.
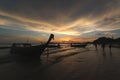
left=0, top=45, right=120, bottom=80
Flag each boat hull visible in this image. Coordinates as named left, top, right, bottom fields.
left=10, top=45, right=45, bottom=57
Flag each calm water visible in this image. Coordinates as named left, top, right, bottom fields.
left=0, top=44, right=120, bottom=80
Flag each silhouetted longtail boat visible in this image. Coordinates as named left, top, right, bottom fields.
left=10, top=34, right=54, bottom=58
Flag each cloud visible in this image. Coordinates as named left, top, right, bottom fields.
left=0, top=0, right=120, bottom=39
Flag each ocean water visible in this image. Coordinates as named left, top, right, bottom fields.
left=0, top=44, right=120, bottom=80
left=0, top=44, right=91, bottom=64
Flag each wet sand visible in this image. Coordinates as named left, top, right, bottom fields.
left=0, top=46, right=120, bottom=80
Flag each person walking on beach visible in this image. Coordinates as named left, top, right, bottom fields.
left=95, top=43, right=98, bottom=50
left=93, top=43, right=98, bottom=50
left=101, top=43, right=106, bottom=51
left=109, top=43, right=112, bottom=51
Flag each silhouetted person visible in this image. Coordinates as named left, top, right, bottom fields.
left=101, top=43, right=106, bottom=52
left=58, top=43, right=60, bottom=48
left=109, top=43, right=112, bottom=52
left=93, top=43, right=98, bottom=50
left=70, top=43, right=72, bottom=47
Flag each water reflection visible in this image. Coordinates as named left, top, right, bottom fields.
left=12, top=54, right=41, bottom=67
left=102, top=51, right=106, bottom=58
left=109, top=50, right=112, bottom=58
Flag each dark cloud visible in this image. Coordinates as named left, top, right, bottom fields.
left=0, top=0, right=120, bottom=40
left=0, top=0, right=82, bottom=23
left=80, top=29, right=120, bottom=38
left=95, top=15, right=120, bottom=30
left=0, top=27, right=50, bottom=43
left=0, top=0, right=119, bottom=24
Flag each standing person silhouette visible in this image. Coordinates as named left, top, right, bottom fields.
left=109, top=43, right=112, bottom=52
left=95, top=43, right=98, bottom=50
left=101, top=43, right=106, bottom=52
left=93, top=43, right=98, bottom=51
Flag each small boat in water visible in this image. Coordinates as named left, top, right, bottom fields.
left=47, top=43, right=61, bottom=48
left=10, top=34, right=54, bottom=59
left=70, top=43, right=87, bottom=48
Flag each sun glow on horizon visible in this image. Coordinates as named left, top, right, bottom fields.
left=54, top=36, right=97, bottom=43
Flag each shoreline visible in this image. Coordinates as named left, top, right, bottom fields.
left=0, top=46, right=120, bottom=80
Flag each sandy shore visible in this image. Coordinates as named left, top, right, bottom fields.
left=0, top=46, right=120, bottom=80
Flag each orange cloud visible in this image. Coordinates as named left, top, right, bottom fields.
left=55, top=36, right=96, bottom=42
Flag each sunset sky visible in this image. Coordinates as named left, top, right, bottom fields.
left=0, top=0, right=120, bottom=43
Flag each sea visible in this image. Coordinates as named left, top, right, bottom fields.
left=0, top=43, right=120, bottom=80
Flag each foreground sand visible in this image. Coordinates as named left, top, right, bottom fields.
left=0, top=46, right=120, bottom=80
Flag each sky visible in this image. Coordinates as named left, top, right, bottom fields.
left=0, top=0, right=120, bottom=43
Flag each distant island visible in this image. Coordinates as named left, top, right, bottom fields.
left=92, top=37, right=120, bottom=48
